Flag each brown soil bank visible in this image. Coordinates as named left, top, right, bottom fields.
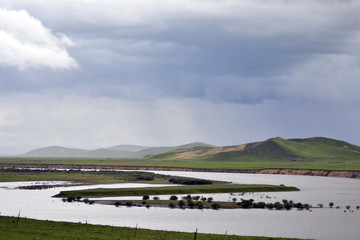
left=1, top=163, right=360, bottom=179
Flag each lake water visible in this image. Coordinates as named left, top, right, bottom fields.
left=0, top=171, right=359, bottom=240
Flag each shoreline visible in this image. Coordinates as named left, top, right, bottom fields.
left=1, top=163, right=360, bottom=179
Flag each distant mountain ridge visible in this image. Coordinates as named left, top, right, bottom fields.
left=19, top=137, right=360, bottom=162
left=20, top=142, right=214, bottom=158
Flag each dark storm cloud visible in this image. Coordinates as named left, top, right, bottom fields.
left=1, top=1, right=360, bottom=153
left=2, top=0, right=360, bottom=104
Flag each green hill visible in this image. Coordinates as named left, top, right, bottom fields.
left=151, top=137, right=360, bottom=163
left=4, top=137, right=360, bottom=171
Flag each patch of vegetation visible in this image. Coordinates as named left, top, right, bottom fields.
left=168, top=176, right=213, bottom=185
left=92, top=197, right=312, bottom=211
left=0, top=216, right=306, bottom=240
left=0, top=169, right=172, bottom=184
left=54, top=184, right=299, bottom=198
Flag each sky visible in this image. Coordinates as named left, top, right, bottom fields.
left=1, top=0, right=360, bottom=154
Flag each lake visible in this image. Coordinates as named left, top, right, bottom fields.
left=0, top=171, right=359, bottom=240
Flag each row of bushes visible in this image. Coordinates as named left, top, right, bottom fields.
left=168, top=200, right=220, bottom=210
left=62, top=196, right=95, bottom=204
left=168, top=177, right=213, bottom=185
left=167, top=195, right=213, bottom=202
left=236, top=199, right=311, bottom=210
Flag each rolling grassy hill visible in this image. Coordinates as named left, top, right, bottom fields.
left=151, top=137, right=360, bottom=163
left=3, top=137, right=360, bottom=171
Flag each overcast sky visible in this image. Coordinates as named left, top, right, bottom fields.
left=1, top=0, right=360, bottom=154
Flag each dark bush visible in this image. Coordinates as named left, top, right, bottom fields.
left=266, top=203, right=274, bottom=209
left=274, top=202, right=283, bottom=210
left=170, top=195, right=178, bottom=201
left=188, top=200, right=195, bottom=208
left=192, top=196, right=200, bottom=200
left=294, top=203, right=303, bottom=209
left=211, top=203, right=221, bottom=210
left=284, top=203, right=292, bottom=210
left=240, top=200, right=253, bottom=208
left=253, top=202, right=266, bottom=209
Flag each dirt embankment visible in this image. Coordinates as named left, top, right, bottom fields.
left=0, top=163, right=359, bottom=179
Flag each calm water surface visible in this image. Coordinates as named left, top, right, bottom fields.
left=0, top=171, right=359, bottom=240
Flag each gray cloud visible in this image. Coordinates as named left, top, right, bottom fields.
left=0, top=8, right=77, bottom=70
left=2, top=1, right=359, bottom=104
left=1, top=1, right=360, bottom=153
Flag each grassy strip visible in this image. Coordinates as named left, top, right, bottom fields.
left=1, top=157, right=360, bottom=170
left=98, top=199, right=312, bottom=211
left=0, top=169, right=172, bottom=184
left=120, top=199, right=244, bottom=209
left=0, top=216, right=307, bottom=240
left=55, top=184, right=299, bottom=198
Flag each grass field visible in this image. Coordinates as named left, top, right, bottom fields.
left=55, top=184, right=299, bottom=198
left=0, top=216, right=307, bottom=240
left=0, top=169, right=174, bottom=184
left=1, top=157, right=360, bottom=171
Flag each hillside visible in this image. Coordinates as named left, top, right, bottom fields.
left=22, top=146, right=89, bottom=158
left=151, top=137, right=360, bottom=163
left=20, top=142, right=214, bottom=158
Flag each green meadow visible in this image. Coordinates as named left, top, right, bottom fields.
left=1, top=156, right=359, bottom=171
left=0, top=169, right=171, bottom=184
left=0, top=216, right=308, bottom=240
left=55, top=184, right=298, bottom=198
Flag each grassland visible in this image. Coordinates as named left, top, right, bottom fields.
left=0, top=169, right=174, bottom=184
left=1, top=156, right=360, bottom=171
left=0, top=216, right=307, bottom=240
left=55, top=184, right=299, bottom=198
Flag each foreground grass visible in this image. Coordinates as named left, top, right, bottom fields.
left=55, top=184, right=299, bottom=198
left=0, top=216, right=307, bottom=240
